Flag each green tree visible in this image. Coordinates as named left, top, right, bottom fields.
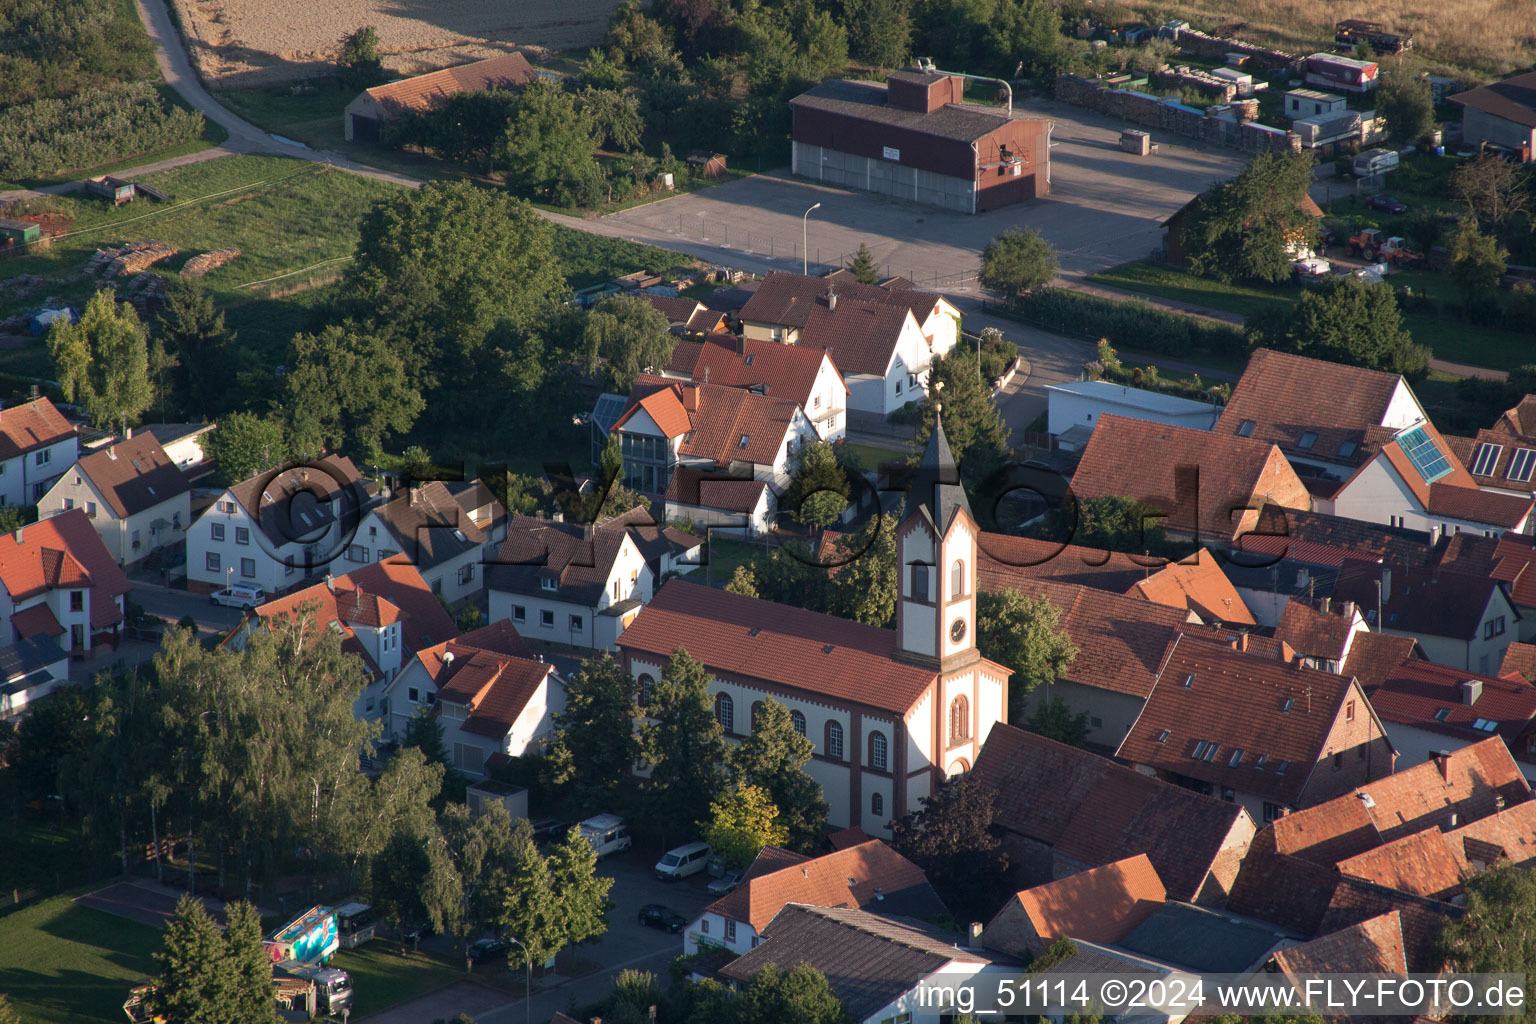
left=441, top=801, right=520, bottom=943
left=1027, top=696, right=1091, bottom=747
left=224, top=901, right=281, bottom=1024
left=980, top=226, right=1058, bottom=303
left=332, top=746, right=442, bottom=891
left=499, top=819, right=564, bottom=964
left=703, top=784, right=790, bottom=868
left=729, top=698, right=827, bottom=851
left=150, top=895, right=233, bottom=1022
left=580, top=48, right=628, bottom=90
left=1437, top=863, right=1536, bottom=1019
left=547, top=822, right=615, bottom=947
left=785, top=440, right=850, bottom=528
left=1449, top=217, right=1509, bottom=309
left=1045, top=495, right=1168, bottom=554
left=1375, top=61, right=1434, bottom=144
left=337, top=26, right=384, bottom=87
left=890, top=773, right=1008, bottom=921
left=641, top=648, right=728, bottom=842
left=724, top=564, right=760, bottom=598
left=848, top=242, right=879, bottom=285
left=547, top=654, right=642, bottom=815
left=844, top=0, right=910, bottom=68
left=284, top=323, right=424, bottom=456
left=401, top=708, right=463, bottom=800
left=912, top=349, right=1012, bottom=488
left=372, top=827, right=463, bottom=945
left=48, top=289, right=153, bottom=433
left=1255, top=276, right=1430, bottom=376
left=155, top=280, right=234, bottom=417
left=500, top=80, right=601, bottom=207
left=579, top=294, right=677, bottom=392
left=989, top=0, right=1068, bottom=78
left=735, top=962, right=848, bottom=1024
left=203, top=412, right=289, bottom=486
left=1184, top=150, right=1317, bottom=283
left=582, top=87, right=644, bottom=152
left=343, top=182, right=565, bottom=393
left=977, top=589, right=1077, bottom=723
left=605, top=0, right=680, bottom=72
left=826, top=512, right=899, bottom=627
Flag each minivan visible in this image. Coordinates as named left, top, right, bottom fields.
left=655, top=841, right=712, bottom=880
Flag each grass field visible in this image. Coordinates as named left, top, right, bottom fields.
left=842, top=442, right=910, bottom=472
left=0, top=896, right=162, bottom=1024
left=331, top=943, right=463, bottom=1018
left=0, top=817, right=94, bottom=894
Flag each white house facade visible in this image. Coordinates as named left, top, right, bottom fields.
left=38, top=434, right=191, bottom=568
left=0, top=398, right=78, bottom=507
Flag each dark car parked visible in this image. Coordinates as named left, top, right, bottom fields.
left=1366, top=194, right=1408, bottom=214
left=468, top=938, right=506, bottom=964
left=638, top=904, right=688, bottom=934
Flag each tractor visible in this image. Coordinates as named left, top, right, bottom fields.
left=1347, top=227, right=1424, bottom=267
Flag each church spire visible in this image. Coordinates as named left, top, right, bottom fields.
left=911, top=412, right=972, bottom=533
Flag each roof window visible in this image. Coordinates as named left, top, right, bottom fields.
left=1155, top=729, right=1170, bottom=743
left=1297, top=431, right=1318, bottom=450
left=1433, top=707, right=1451, bottom=722
left=1510, top=448, right=1536, bottom=483
left=1472, top=442, right=1504, bottom=477
left=1282, top=697, right=1294, bottom=713
left=1337, top=440, right=1357, bottom=458
left=1473, top=718, right=1499, bottom=733
left=738, top=434, right=750, bottom=449
left=1237, top=420, right=1256, bottom=437
left=1228, top=749, right=1244, bottom=768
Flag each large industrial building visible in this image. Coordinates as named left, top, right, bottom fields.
left=789, top=70, right=1052, bottom=214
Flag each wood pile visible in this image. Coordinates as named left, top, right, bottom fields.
left=0, top=274, right=42, bottom=296
left=87, top=241, right=178, bottom=278
left=180, top=247, right=241, bottom=277
left=116, top=272, right=169, bottom=316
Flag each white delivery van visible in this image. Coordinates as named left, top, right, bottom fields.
left=579, top=814, right=632, bottom=857
left=1352, top=147, right=1400, bottom=177
left=655, top=842, right=712, bottom=880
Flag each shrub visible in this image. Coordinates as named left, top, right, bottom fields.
left=1007, top=288, right=1247, bottom=358
left=0, top=81, right=204, bottom=179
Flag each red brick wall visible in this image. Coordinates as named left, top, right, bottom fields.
left=1301, top=682, right=1396, bottom=807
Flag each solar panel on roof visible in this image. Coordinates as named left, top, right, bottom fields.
left=1397, top=426, right=1453, bottom=483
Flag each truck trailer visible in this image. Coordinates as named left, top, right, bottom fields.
left=266, top=906, right=340, bottom=965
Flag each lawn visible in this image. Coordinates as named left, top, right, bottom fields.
left=841, top=442, right=909, bottom=473
left=1086, top=262, right=1297, bottom=322
left=0, top=816, right=93, bottom=894
left=332, top=943, right=463, bottom=1019
left=697, top=537, right=769, bottom=585
left=0, top=896, right=162, bottom=1024
left=549, top=228, right=695, bottom=291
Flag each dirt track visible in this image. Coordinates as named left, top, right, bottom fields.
left=170, top=0, right=622, bottom=85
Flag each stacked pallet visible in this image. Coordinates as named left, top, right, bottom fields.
left=180, top=247, right=241, bottom=277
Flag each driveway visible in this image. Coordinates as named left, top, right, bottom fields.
left=363, top=850, right=717, bottom=1024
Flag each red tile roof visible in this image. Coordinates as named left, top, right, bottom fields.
left=73, top=434, right=190, bottom=519
left=363, top=53, right=538, bottom=119
left=1215, top=349, right=1409, bottom=467
left=367, top=480, right=487, bottom=571
left=255, top=556, right=456, bottom=656
left=1270, top=911, right=1407, bottom=976
left=1446, top=799, right=1536, bottom=868
left=1316, top=882, right=1459, bottom=973
left=1340, top=631, right=1421, bottom=692
left=616, top=580, right=946, bottom=714
left=977, top=533, right=1164, bottom=593
left=668, top=334, right=844, bottom=408
left=827, top=826, right=869, bottom=851
left=1366, top=660, right=1536, bottom=750
left=1500, top=641, right=1536, bottom=681
left=971, top=724, right=1252, bottom=902
left=798, top=300, right=914, bottom=377
left=1448, top=71, right=1536, bottom=130
left=0, top=510, right=129, bottom=630
left=1116, top=635, right=1374, bottom=806
left=1126, top=549, right=1255, bottom=625
left=1425, top=481, right=1532, bottom=528
left=1333, top=558, right=1504, bottom=641
left=1489, top=533, right=1536, bottom=608
left=10, top=602, right=63, bottom=640
left=1071, top=414, right=1308, bottom=542
left=663, top=465, right=770, bottom=513
left=1276, top=599, right=1358, bottom=664
left=703, top=839, right=941, bottom=932
left=1335, top=830, right=1469, bottom=898
left=615, top=376, right=803, bottom=468
left=1238, top=508, right=1434, bottom=570
left=740, top=270, right=940, bottom=333
left=999, top=854, right=1167, bottom=947
left=435, top=650, right=553, bottom=739
left=226, top=453, right=367, bottom=547
left=0, top=398, right=74, bottom=461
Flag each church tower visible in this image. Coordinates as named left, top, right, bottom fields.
left=895, top=414, right=979, bottom=672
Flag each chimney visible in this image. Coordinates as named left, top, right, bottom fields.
left=1239, top=632, right=1249, bottom=652
left=323, top=574, right=335, bottom=591
left=1430, top=523, right=1442, bottom=543
left=827, top=291, right=838, bottom=311
left=1432, top=749, right=1451, bottom=781
left=1321, top=596, right=1331, bottom=613
left=12, top=525, right=20, bottom=543
left=124, top=426, right=132, bottom=439
left=1342, top=600, right=1356, bottom=619
left=107, top=446, right=118, bottom=461
left=683, top=383, right=700, bottom=412
left=583, top=522, right=593, bottom=541
left=703, top=366, right=710, bottom=384
left=410, top=486, right=422, bottom=505
left=1461, top=678, right=1483, bottom=705
left=967, top=921, right=985, bottom=947
left=736, top=334, right=746, bottom=356
left=552, top=511, right=564, bottom=523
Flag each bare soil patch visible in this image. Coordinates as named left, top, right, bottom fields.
left=171, top=0, right=622, bottom=85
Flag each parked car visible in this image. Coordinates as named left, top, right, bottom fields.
left=655, top=841, right=712, bottom=880
left=528, top=818, right=571, bottom=844
left=638, top=904, right=688, bottom=933
left=707, top=870, right=744, bottom=897
left=468, top=938, right=507, bottom=964
left=210, top=583, right=265, bottom=609
left=1365, top=194, right=1408, bottom=214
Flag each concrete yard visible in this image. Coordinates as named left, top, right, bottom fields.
left=602, top=97, right=1246, bottom=290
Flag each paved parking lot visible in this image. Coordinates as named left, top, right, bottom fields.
left=603, top=98, right=1245, bottom=290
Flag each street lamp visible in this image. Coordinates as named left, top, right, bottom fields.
left=504, top=934, right=530, bottom=1024
left=802, top=202, right=821, bottom=275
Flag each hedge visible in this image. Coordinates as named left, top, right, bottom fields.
left=996, top=288, right=1248, bottom=358
left=0, top=81, right=205, bottom=179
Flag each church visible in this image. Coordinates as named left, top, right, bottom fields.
left=614, top=420, right=1012, bottom=835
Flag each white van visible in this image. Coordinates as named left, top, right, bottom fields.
left=1352, top=147, right=1400, bottom=177
left=210, top=582, right=266, bottom=609
left=579, top=814, right=632, bottom=858
left=655, top=842, right=712, bottom=880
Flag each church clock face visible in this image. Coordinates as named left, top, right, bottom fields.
left=950, top=618, right=967, bottom=644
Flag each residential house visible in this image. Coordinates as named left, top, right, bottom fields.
left=446, top=479, right=509, bottom=546
left=342, top=52, right=538, bottom=142
left=1267, top=912, right=1408, bottom=984
left=686, top=840, right=945, bottom=956
left=0, top=397, right=78, bottom=507
left=1501, top=640, right=1536, bottom=680
left=603, top=505, right=703, bottom=581
left=1275, top=597, right=1370, bottom=673
left=38, top=433, right=191, bottom=568
left=1069, top=413, right=1312, bottom=546
left=1481, top=532, right=1536, bottom=639
left=663, top=466, right=775, bottom=537
left=487, top=513, right=653, bottom=650
left=141, top=423, right=214, bottom=473
left=1116, top=634, right=1395, bottom=823
left=350, top=481, right=489, bottom=604
left=1364, top=659, right=1536, bottom=781
left=617, top=422, right=1013, bottom=833
left=610, top=375, right=817, bottom=500
left=427, top=626, right=564, bottom=777
left=186, top=454, right=370, bottom=595
left=977, top=534, right=1256, bottom=628
left=1449, top=71, right=1536, bottom=160
left=1332, top=559, right=1519, bottom=673
left=980, top=854, right=1167, bottom=958
left=382, top=620, right=531, bottom=741
left=1044, top=379, right=1219, bottom=451
left=0, top=635, right=71, bottom=720
left=969, top=723, right=1256, bottom=906
left=718, top=905, right=1016, bottom=1024
left=0, top=509, right=130, bottom=663
left=1451, top=395, right=1536, bottom=496
left=661, top=333, right=849, bottom=442
left=639, top=294, right=731, bottom=339
left=242, top=557, right=457, bottom=720
left=737, top=271, right=961, bottom=417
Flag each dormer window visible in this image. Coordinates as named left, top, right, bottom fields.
left=1337, top=440, right=1358, bottom=459
left=541, top=578, right=557, bottom=591
left=1297, top=432, right=1318, bottom=450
